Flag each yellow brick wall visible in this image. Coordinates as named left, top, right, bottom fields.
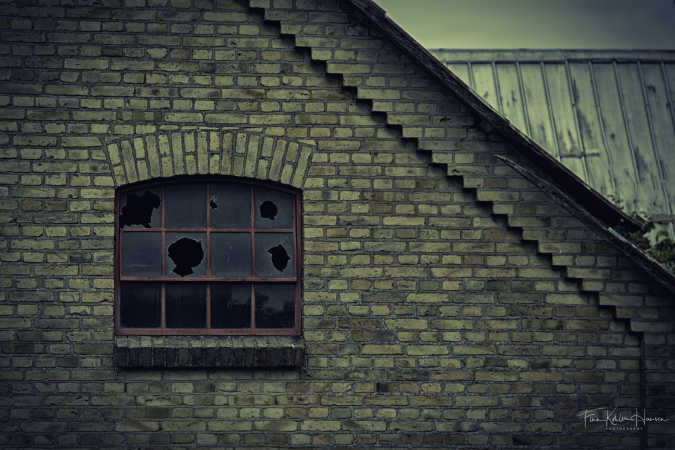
left=0, top=0, right=673, bottom=447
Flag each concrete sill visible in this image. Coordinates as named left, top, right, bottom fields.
left=114, top=335, right=305, bottom=369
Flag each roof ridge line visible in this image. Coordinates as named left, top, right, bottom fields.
left=430, top=48, right=675, bottom=62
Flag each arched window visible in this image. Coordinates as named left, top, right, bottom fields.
left=115, top=177, right=301, bottom=335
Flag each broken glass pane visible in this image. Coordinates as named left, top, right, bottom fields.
left=255, top=233, right=294, bottom=277
left=254, top=284, right=295, bottom=328
left=254, top=187, right=293, bottom=229
left=119, top=282, right=161, bottom=327
left=122, top=231, right=162, bottom=277
left=211, top=284, right=251, bottom=328
left=119, top=189, right=161, bottom=228
left=166, top=183, right=205, bottom=228
left=210, top=184, right=250, bottom=229
left=166, top=283, right=206, bottom=328
left=166, top=233, right=206, bottom=277
left=211, top=232, right=251, bottom=277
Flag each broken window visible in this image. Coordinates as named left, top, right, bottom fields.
left=167, top=234, right=206, bottom=277
left=255, top=188, right=293, bottom=229
left=119, top=189, right=161, bottom=228
left=115, top=179, right=301, bottom=335
left=255, top=233, right=294, bottom=277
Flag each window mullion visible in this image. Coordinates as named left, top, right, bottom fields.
left=161, top=186, right=166, bottom=277
left=206, top=183, right=211, bottom=329
left=251, top=284, right=256, bottom=329
left=115, top=194, right=121, bottom=331
left=294, top=194, right=301, bottom=332
left=206, top=183, right=211, bottom=276
left=161, top=186, right=167, bottom=331
left=250, top=185, right=256, bottom=278
left=160, top=283, right=166, bottom=330
left=206, top=284, right=211, bottom=330
left=250, top=185, right=256, bottom=329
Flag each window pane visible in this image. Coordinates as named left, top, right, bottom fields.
left=166, top=233, right=206, bottom=277
left=254, top=187, right=293, bottom=229
left=120, top=283, right=160, bottom=328
left=122, top=231, right=162, bottom=277
left=166, top=184, right=205, bottom=228
left=211, top=232, right=251, bottom=277
left=210, top=184, right=250, bottom=228
left=211, top=284, right=251, bottom=328
left=255, top=284, right=295, bottom=329
left=166, top=283, right=206, bottom=328
left=119, top=189, right=161, bottom=228
left=255, top=233, right=294, bottom=277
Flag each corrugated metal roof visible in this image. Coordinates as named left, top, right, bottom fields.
left=432, top=49, right=675, bottom=236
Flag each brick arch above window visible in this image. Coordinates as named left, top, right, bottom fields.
left=103, top=130, right=315, bottom=189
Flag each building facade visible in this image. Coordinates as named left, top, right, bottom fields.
left=1, top=0, right=674, bottom=448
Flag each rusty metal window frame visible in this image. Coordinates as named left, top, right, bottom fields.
left=114, top=176, right=302, bottom=336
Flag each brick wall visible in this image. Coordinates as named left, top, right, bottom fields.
left=1, top=0, right=674, bottom=447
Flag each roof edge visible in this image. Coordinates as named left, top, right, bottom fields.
left=497, top=155, right=675, bottom=293
left=346, top=0, right=675, bottom=291
left=347, top=0, right=641, bottom=233
left=431, top=48, right=675, bottom=63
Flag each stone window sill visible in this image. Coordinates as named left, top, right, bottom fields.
left=114, top=335, right=304, bottom=369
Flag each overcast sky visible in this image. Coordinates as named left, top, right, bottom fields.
left=373, top=0, right=675, bottom=50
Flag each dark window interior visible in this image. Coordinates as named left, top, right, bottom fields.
left=116, top=179, right=300, bottom=335
left=211, top=284, right=251, bottom=329
left=120, top=283, right=161, bottom=328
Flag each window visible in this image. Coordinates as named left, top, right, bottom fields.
left=115, top=177, right=302, bottom=336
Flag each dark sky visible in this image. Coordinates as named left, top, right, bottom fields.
left=373, top=0, right=675, bottom=49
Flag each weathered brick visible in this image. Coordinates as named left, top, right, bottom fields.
left=62, top=137, right=101, bottom=147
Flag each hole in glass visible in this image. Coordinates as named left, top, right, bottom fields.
left=255, top=233, right=294, bottom=277
left=255, top=188, right=292, bottom=229
left=168, top=236, right=204, bottom=277
left=267, top=244, right=289, bottom=272
left=120, top=190, right=160, bottom=228
left=260, top=201, right=277, bottom=220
